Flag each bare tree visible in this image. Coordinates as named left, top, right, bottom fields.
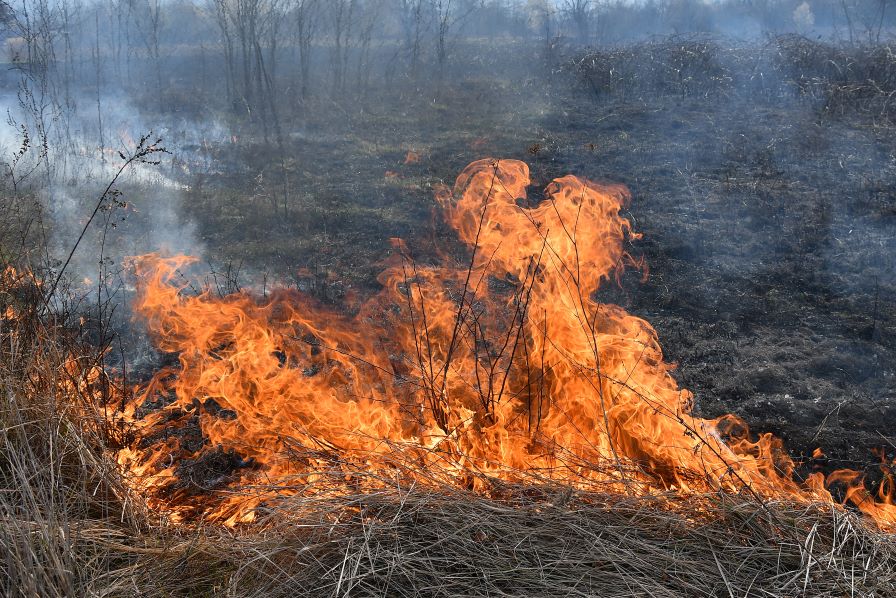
left=327, top=0, right=355, bottom=97
left=130, top=0, right=164, bottom=91
left=561, top=0, right=592, bottom=44
left=211, top=0, right=238, bottom=108
left=57, top=0, right=78, bottom=119
left=397, top=0, right=428, bottom=78
left=527, top=0, right=557, bottom=70
left=289, top=0, right=321, bottom=103
left=840, top=0, right=858, bottom=41
left=860, top=0, right=891, bottom=42
left=256, top=0, right=284, bottom=142
left=0, top=1, right=13, bottom=27
left=8, top=0, right=60, bottom=183
left=210, top=0, right=285, bottom=137
left=92, top=11, right=105, bottom=166
left=355, top=0, right=384, bottom=98
left=433, top=0, right=479, bottom=74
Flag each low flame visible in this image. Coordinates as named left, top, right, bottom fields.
left=113, top=159, right=894, bottom=527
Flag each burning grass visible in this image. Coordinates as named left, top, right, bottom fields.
left=2, top=159, right=896, bottom=595
left=0, top=374, right=894, bottom=597
left=0, top=312, right=893, bottom=598
left=0, top=310, right=895, bottom=596
left=110, top=160, right=896, bottom=529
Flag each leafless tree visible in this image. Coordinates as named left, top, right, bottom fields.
left=92, top=11, right=105, bottom=166
left=527, top=0, right=557, bottom=69
left=397, top=0, right=428, bottom=77
left=57, top=0, right=78, bottom=118
left=860, top=0, right=891, bottom=42
left=8, top=0, right=60, bottom=183
left=561, top=0, right=593, bottom=44
left=130, top=0, right=164, bottom=91
left=257, top=0, right=285, bottom=142
left=354, top=0, right=385, bottom=98
left=840, top=0, right=858, bottom=41
left=210, top=0, right=285, bottom=139
left=433, top=0, right=479, bottom=73
left=211, top=0, right=238, bottom=107
left=289, top=0, right=321, bottom=103
left=327, top=0, right=356, bottom=97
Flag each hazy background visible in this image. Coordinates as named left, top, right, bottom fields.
left=1, top=0, right=893, bottom=277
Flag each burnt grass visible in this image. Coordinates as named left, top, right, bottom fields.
left=173, top=40, right=896, bottom=491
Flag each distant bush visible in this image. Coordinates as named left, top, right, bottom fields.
left=570, top=34, right=896, bottom=122
left=570, top=35, right=736, bottom=101
left=772, top=34, right=896, bottom=120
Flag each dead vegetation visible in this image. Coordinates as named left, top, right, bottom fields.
left=570, top=35, right=737, bottom=100
left=1, top=386, right=895, bottom=596
left=572, top=34, right=896, bottom=122
left=773, top=35, right=896, bottom=120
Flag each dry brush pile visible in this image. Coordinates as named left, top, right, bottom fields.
left=571, top=34, right=896, bottom=122
left=772, top=34, right=896, bottom=120
left=569, top=34, right=738, bottom=100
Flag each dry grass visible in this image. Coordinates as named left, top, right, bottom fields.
left=222, top=484, right=896, bottom=598
left=1, top=280, right=895, bottom=597
left=571, top=34, right=896, bottom=122
left=570, top=35, right=737, bottom=101
left=772, top=35, right=896, bottom=120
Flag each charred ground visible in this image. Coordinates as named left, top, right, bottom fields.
left=167, top=37, right=896, bottom=488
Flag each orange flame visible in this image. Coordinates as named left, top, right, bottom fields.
left=115, top=159, right=894, bottom=527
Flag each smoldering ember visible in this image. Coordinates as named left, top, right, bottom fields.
left=2, top=1, right=896, bottom=596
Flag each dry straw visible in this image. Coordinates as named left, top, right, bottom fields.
left=1, top=290, right=894, bottom=597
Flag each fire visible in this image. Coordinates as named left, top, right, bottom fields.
left=115, top=159, right=895, bottom=527
left=1, top=265, right=42, bottom=322
left=826, top=450, right=896, bottom=522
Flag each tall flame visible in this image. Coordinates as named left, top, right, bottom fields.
left=116, top=159, right=894, bottom=527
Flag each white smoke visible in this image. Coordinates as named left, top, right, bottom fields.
left=0, top=87, right=218, bottom=291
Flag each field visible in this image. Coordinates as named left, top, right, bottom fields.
left=2, top=24, right=896, bottom=597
